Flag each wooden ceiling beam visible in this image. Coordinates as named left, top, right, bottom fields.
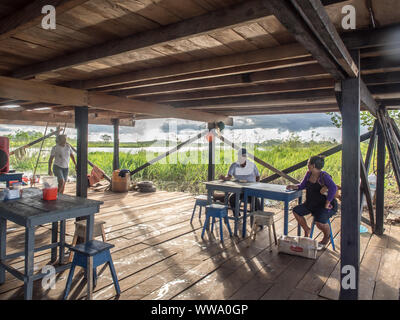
left=61, top=24, right=400, bottom=91
left=85, top=53, right=400, bottom=94
left=290, top=0, right=359, bottom=78
left=66, top=43, right=310, bottom=90
left=112, top=64, right=328, bottom=97
left=260, top=0, right=345, bottom=80
left=0, top=76, right=232, bottom=124
left=212, top=104, right=339, bottom=115
left=0, top=0, right=91, bottom=41
left=94, top=57, right=316, bottom=93
left=11, top=0, right=280, bottom=79
left=341, top=23, right=400, bottom=50
left=170, top=89, right=336, bottom=109
left=139, top=79, right=335, bottom=103
left=274, top=0, right=379, bottom=116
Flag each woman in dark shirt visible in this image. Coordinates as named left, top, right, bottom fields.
left=286, top=156, right=338, bottom=249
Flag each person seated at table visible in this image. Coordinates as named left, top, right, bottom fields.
left=48, top=134, right=76, bottom=194
left=219, top=148, right=261, bottom=215
left=286, top=156, right=338, bottom=249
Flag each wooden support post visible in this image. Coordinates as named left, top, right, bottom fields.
left=75, top=107, right=88, bottom=198
left=112, top=119, right=120, bottom=171
left=375, top=121, right=386, bottom=235
left=208, top=124, right=215, bottom=182
left=339, top=51, right=361, bottom=301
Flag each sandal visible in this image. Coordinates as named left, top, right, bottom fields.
left=317, top=242, right=328, bottom=251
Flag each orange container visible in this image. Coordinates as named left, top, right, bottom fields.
left=43, top=187, right=58, bottom=201
left=112, top=170, right=130, bottom=193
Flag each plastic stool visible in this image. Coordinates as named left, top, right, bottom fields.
left=201, top=204, right=232, bottom=243
left=247, top=211, right=277, bottom=251
left=63, top=240, right=120, bottom=300
left=310, top=218, right=335, bottom=251
left=190, top=195, right=208, bottom=223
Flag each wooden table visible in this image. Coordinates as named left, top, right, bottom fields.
left=204, top=180, right=256, bottom=237
left=242, top=183, right=303, bottom=238
left=0, top=188, right=103, bottom=300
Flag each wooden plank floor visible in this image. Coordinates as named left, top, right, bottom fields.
left=0, top=183, right=399, bottom=300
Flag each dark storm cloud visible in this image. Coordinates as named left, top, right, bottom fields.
left=160, top=120, right=206, bottom=133
left=232, top=114, right=334, bottom=132
left=158, top=114, right=334, bottom=133
left=88, top=113, right=335, bottom=136
left=89, top=125, right=112, bottom=133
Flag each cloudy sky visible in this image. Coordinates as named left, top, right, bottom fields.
left=0, top=113, right=369, bottom=144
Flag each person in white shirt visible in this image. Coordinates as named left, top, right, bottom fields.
left=219, top=148, right=261, bottom=214
left=48, top=135, right=76, bottom=194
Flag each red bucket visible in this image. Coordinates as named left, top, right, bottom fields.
left=43, top=187, right=58, bottom=201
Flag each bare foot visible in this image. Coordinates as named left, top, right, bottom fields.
left=320, top=237, right=330, bottom=245
left=304, top=227, right=311, bottom=238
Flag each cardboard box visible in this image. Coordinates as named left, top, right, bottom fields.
left=278, top=235, right=318, bottom=259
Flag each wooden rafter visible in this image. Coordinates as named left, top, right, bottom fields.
left=260, top=0, right=345, bottom=80
left=341, top=23, right=400, bottom=50
left=283, top=0, right=379, bottom=116
left=11, top=0, right=279, bottom=79
left=65, top=43, right=310, bottom=90
left=290, top=0, right=359, bottom=78
left=0, top=76, right=232, bottom=124
left=111, top=64, right=328, bottom=97
left=0, top=0, right=91, bottom=41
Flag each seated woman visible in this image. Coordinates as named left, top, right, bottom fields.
left=286, top=156, right=338, bottom=249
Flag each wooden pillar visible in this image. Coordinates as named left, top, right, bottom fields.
left=75, top=107, right=88, bottom=198
left=339, top=52, right=361, bottom=300
left=207, top=123, right=215, bottom=181
left=112, top=118, right=120, bottom=171
left=375, top=121, right=386, bottom=235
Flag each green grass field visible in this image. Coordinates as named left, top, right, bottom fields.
left=9, top=139, right=393, bottom=194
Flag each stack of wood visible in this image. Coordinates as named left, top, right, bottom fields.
left=386, top=209, right=400, bottom=225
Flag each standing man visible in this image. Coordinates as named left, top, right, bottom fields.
left=219, top=148, right=261, bottom=213
left=48, top=134, right=76, bottom=194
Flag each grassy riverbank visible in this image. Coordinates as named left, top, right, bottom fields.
left=9, top=139, right=392, bottom=194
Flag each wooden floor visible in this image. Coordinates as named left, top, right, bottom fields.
left=1, top=183, right=399, bottom=300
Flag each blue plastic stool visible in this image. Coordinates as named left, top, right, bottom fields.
left=310, top=218, right=335, bottom=251
left=201, top=204, right=233, bottom=243
left=190, top=195, right=208, bottom=223
left=63, top=240, right=120, bottom=299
